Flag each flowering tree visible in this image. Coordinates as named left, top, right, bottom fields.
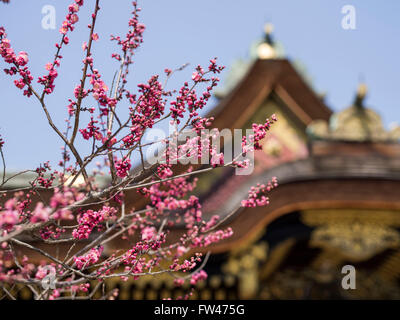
left=0, top=0, right=277, bottom=300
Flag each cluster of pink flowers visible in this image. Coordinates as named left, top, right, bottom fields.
left=114, top=158, right=131, bottom=178
left=74, top=246, right=103, bottom=269
left=35, top=161, right=55, bottom=188
left=79, top=117, right=102, bottom=141
left=241, top=177, right=278, bottom=207
left=0, top=27, right=33, bottom=96
left=49, top=187, right=84, bottom=220
left=72, top=283, right=91, bottom=293
left=200, top=215, right=219, bottom=233
left=0, top=198, right=19, bottom=230
left=72, top=206, right=117, bottom=239
left=37, top=60, right=59, bottom=95
left=35, top=264, right=57, bottom=280
left=121, top=236, right=166, bottom=273
left=110, top=1, right=145, bottom=55
left=170, top=253, right=203, bottom=272
left=60, top=1, right=83, bottom=35
left=190, top=270, right=208, bottom=285
left=143, top=175, right=197, bottom=209
left=173, top=270, right=207, bottom=287
left=137, top=75, right=165, bottom=121
left=191, top=227, right=233, bottom=247
left=89, top=69, right=116, bottom=107
left=107, top=2, right=145, bottom=112
left=141, top=172, right=203, bottom=229
left=141, top=226, right=156, bottom=241
left=121, top=133, right=135, bottom=148
left=210, top=152, right=225, bottom=167
left=49, top=290, right=60, bottom=300
left=169, top=60, right=223, bottom=125
left=1, top=255, right=35, bottom=281
left=121, top=75, right=165, bottom=149
left=192, top=115, right=214, bottom=133
left=73, top=83, right=87, bottom=100
left=121, top=245, right=146, bottom=267
left=156, top=164, right=173, bottom=179
left=39, top=225, right=65, bottom=240
left=249, top=114, right=278, bottom=150
left=102, top=132, right=117, bottom=148
left=38, top=1, right=84, bottom=95
left=173, top=278, right=185, bottom=286
left=30, top=202, right=51, bottom=223
left=176, top=245, right=188, bottom=257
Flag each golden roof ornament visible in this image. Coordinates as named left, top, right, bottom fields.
left=302, top=209, right=400, bottom=262
left=214, top=23, right=287, bottom=98
left=257, top=23, right=277, bottom=59
left=307, top=83, right=400, bottom=142
left=357, top=82, right=367, bottom=99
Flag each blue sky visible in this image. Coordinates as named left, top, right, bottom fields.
left=0, top=0, right=399, bottom=169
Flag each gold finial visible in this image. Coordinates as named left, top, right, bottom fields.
left=257, top=43, right=276, bottom=59
left=264, top=23, right=274, bottom=35
left=357, top=83, right=368, bottom=99
left=257, top=22, right=276, bottom=59
left=355, top=82, right=367, bottom=108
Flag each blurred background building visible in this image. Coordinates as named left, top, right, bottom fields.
left=118, top=24, right=400, bottom=300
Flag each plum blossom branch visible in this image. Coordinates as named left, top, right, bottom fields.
left=0, top=0, right=279, bottom=300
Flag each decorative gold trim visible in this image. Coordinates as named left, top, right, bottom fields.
left=302, top=209, right=400, bottom=261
